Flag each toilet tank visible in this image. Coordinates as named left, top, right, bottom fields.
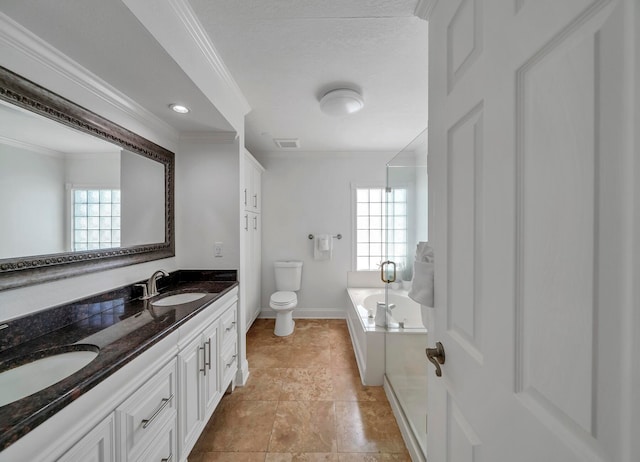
left=274, top=261, right=303, bottom=291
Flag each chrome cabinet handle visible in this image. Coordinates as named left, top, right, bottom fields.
left=380, top=261, right=396, bottom=283
left=243, top=188, right=247, bottom=206
left=253, top=215, right=257, bottom=230
left=225, top=321, right=236, bottom=332
left=141, top=394, right=173, bottom=429
left=161, top=454, right=173, bottom=462
left=253, top=194, right=258, bottom=208
left=206, top=339, right=212, bottom=370
left=199, top=345, right=207, bottom=376
left=426, top=342, right=446, bottom=377
left=226, top=354, right=237, bottom=368
left=244, top=214, right=248, bottom=230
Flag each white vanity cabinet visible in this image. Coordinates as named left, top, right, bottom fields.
left=177, top=296, right=238, bottom=458
left=116, top=359, right=177, bottom=462
left=57, top=414, right=115, bottom=462
left=0, top=288, right=239, bottom=462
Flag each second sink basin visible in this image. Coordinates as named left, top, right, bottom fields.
left=152, top=292, right=208, bottom=306
left=0, top=345, right=99, bottom=407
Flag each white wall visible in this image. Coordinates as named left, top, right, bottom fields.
left=0, top=144, right=66, bottom=258
left=121, top=149, right=165, bottom=246
left=176, top=137, right=240, bottom=270
left=257, top=151, right=392, bottom=316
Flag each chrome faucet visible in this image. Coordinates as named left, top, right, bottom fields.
left=148, top=270, right=169, bottom=297
left=136, top=270, right=169, bottom=300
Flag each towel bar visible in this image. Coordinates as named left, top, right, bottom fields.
left=308, top=234, right=342, bottom=240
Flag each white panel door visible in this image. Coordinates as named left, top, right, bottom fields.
left=427, top=0, right=638, bottom=461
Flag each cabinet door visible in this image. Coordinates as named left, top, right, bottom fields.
left=58, top=414, right=115, bottom=462
left=244, top=212, right=261, bottom=331
left=178, top=336, right=204, bottom=455
left=250, top=164, right=261, bottom=212
left=202, top=321, right=221, bottom=417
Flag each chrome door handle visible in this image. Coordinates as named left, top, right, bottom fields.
left=253, top=215, right=257, bottom=230
left=426, top=342, right=445, bottom=377
left=380, top=261, right=396, bottom=283
left=253, top=194, right=258, bottom=208
left=244, top=188, right=247, bottom=206
left=244, top=214, right=248, bottom=230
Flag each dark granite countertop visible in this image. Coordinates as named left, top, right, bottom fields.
left=0, top=270, right=238, bottom=451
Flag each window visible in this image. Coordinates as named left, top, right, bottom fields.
left=72, top=189, right=121, bottom=251
left=355, top=187, right=407, bottom=271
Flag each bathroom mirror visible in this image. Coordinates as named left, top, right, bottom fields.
left=0, top=66, right=175, bottom=291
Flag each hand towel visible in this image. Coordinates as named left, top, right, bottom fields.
left=313, top=234, right=332, bottom=260
left=408, top=241, right=434, bottom=306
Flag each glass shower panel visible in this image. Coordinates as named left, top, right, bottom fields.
left=384, top=128, right=428, bottom=457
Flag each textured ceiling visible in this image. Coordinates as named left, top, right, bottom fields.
left=189, top=0, right=428, bottom=153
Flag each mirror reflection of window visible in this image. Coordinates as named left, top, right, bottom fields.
left=72, top=189, right=121, bottom=251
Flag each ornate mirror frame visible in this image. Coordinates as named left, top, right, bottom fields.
left=0, top=66, right=175, bottom=291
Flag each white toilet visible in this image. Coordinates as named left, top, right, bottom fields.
left=270, top=260, right=303, bottom=336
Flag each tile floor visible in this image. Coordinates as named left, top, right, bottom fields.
left=189, top=319, right=410, bottom=462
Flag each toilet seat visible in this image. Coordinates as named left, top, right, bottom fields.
left=270, top=291, right=297, bottom=306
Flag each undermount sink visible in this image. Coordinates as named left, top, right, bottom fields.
left=0, top=345, right=99, bottom=407
left=152, top=292, right=208, bottom=306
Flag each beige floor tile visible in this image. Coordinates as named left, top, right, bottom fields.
left=193, top=452, right=267, bottom=462
left=269, top=401, right=337, bottom=453
left=227, top=368, right=286, bottom=401
left=335, top=402, right=406, bottom=453
left=189, top=319, right=410, bottom=462
left=280, top=368, right=334, bottom=401
left=331, top=371, right=387, bottom=402
left=247, top=345, right=293, bottom=368
left=265, top=453, right=339, bottom=462
left=329, top=346, right=359, bottom=372
left=286, top=345, right=333, bottom=368
left=337, top=454, right=411, bottom=462
left=195, top=399, right=278, bottom=452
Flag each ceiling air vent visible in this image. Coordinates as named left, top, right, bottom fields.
left=273, top=138, right=300, bottom=149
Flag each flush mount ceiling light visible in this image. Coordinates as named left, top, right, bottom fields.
left=169, top=103, right=190, bottom=114
left=319, top=88, right=364, bottom=116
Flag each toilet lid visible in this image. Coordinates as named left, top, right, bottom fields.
left=270, top=291, right=296, bottom=305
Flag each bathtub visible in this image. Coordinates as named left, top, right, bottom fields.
left=346, top=288, right=427, bottom=386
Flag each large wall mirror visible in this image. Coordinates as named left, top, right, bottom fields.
left=0, top=66, right=175, bottom=291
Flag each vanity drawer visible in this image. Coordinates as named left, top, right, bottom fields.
left=116, top=359, right=177, bottom=461
left=220, top=303, right=238, bottom=347
left=133, top=414, right=176, bottom=462
left=220, top=341, right=237, bottom=388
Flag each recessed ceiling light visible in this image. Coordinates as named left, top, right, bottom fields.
left=169, top=104, right=190, bottom=114
left=319, top=88, right=364, bottom=116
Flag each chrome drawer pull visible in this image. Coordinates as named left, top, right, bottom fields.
left=207, top=339, right=212, bottom=371
left=199, top=345, right=207, bottom=376
left=161, top=453, right=173, bottom=462
left=225, top=321, right=236, bottom=332
left=226, top=354, right=237, bottom=368
left=141, top=394, right=173, bottom=429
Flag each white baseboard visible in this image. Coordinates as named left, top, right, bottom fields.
left=257, top=307, right=346, bottom=319
left=384, top=375, right=426, bottom=462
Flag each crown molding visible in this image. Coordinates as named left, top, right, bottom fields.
left=0, top=13, right=179, bottom=145
left=414, top=0, right=438, bottom=20
left=122, top=0, right=251, bottom=133
left=169, top=0, right=251, bottom=115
